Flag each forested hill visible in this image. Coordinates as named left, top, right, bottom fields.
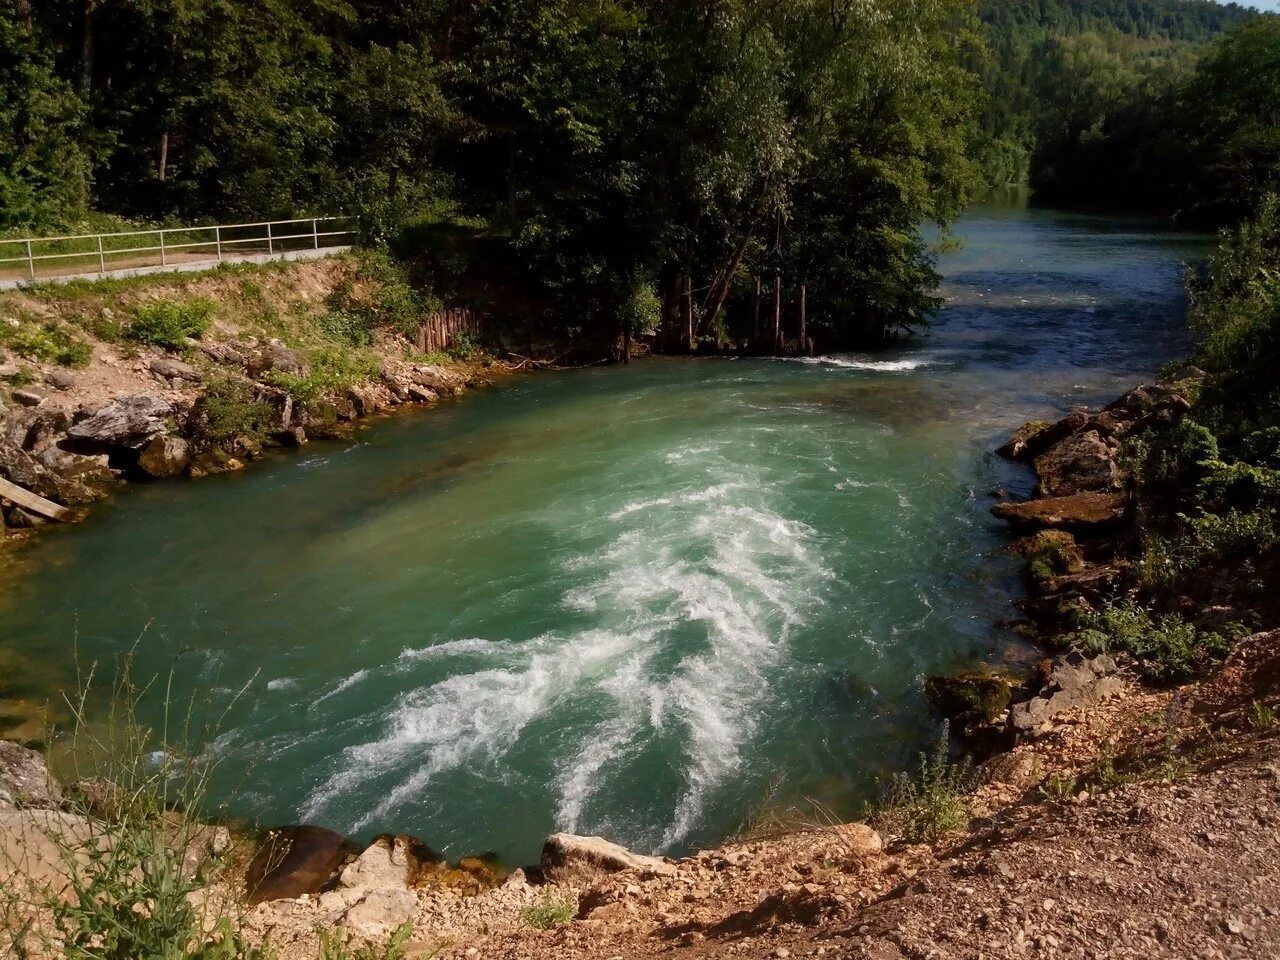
left=976, top=0, right=1258, bottom=187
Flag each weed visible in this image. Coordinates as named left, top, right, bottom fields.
left=262, top=348, right=379, bottom=406
left=519, top=889, right=577, bottom=930
left=2, top=366, right=38, bottom=386
left=1249, top=700, right=1278, bottom=730
left=870, top=723, right=977, bottom=844
left=0, top=641, right=264, bottom=960
left=1076, top=600, right=1234, bottom=683
left=126, top=299, right=215, bottom=349
left=318, top=921, right=413, bottom=960
left=1039, top=772, right=1077, bottom=802
left=0, top=318, right=93, bottom=367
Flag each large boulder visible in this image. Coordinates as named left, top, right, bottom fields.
left=997, top=410, right=1089, bottom=462
left=35, top=444, right=115, bottom=487
left=137, top=435, right=192, bottom=478
left=992, top=491, right=1128, bottom=532
left=150, top=357, right=201, bottom=383
left=244, top=825, right=358, bottom=905
left=338, top=834, right=432, bottom=891
left=67, top=394, right=172, bottom=450
left=248, top=341, right=307, bottom=378
left=0, top=742, right=62, bottom=810
left=924, top=669, right=1025, bottom=740
left=5, top=407, right=71, bottom=452
left=341, top=888, right=417, bottom=940
left=0, top=438, right=100, bottom=507
left=1033, top=430, right=1121, bottom=497
left=540, top=833, right=674, bottom=885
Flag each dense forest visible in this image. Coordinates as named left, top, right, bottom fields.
left=0, top=0, right=983, bottom=350
left=2, top=0, right=1279, bottom=349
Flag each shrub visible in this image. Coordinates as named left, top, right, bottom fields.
left=871, top=724, right=976, bottom=844
left=1075, top=600, right=1234, bottom=683
left=188, top=376, right=274, bottom=448
left=519, top=889, right=577, bottom=930
left=0, top=319, right=93, bottom=367
left=126, top=299, right=215, bottom=349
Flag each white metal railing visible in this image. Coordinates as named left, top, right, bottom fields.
left=0, top=216, right=358, bottom=281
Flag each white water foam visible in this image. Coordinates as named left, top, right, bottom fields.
left=300, top=442, right=833, bottom=850
left=794, top=355, right=931, bottom=372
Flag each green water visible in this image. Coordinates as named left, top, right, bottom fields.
left=0, top=206, right=1208, bottom=864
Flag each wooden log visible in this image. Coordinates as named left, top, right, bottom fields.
left=0, top=478, right=72, bottom=522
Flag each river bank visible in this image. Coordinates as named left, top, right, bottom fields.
left=0, top=254, right=513, bottom=551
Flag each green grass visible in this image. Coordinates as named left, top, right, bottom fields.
left=0, top=316, right=93, bottom=368
left=261, top=347, right=380, bottom=407
left=519, top=889, right=577, bottom=930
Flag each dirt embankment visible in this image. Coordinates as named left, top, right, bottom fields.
left=0, top=256, right=502, bottom=544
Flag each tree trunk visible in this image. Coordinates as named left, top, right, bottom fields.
left=622, top=315, right=631, bottom=365
left=79, top=0, right=96, bottom=94
left=752, top=276, right=761, bottom=345
left=664, top=273, right=682, bottom=352
left=772, top=275, right=782, bottom=353
left=158, top=132, right=169, bottom=181
left=16, top=0, right=31, bottom=26
left=507, top=137, right=519, bottom=233
left=683, top=274, right=694, bottom=351
left=798, top=284, right=806, bottom=354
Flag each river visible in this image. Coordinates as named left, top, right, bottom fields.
left=0, top=204, right=1208, bottom=865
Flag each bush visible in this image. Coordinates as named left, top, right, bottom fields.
left=870, top=724, right=976, bottom=844
left=126, top=299, right=215, bottom=349
left=519, top=889, right=577, bottom=930
left=0, top=319, right=93, bottom=368
left=188, top=376, right=274, bottom=449
left=1075, top=600, right=1234, bottom=683
left=262, top=347, right=379, bottom=406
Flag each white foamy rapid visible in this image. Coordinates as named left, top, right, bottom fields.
left=301, top=439, right=833, bottom=850
left=794, top=355, right=931, bottom=372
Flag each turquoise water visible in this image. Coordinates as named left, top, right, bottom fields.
left=0, top=206, right=1207, bottom=864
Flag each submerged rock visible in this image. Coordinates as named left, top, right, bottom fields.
left=540, top=833, right=674, bottom=884
left=924, top=669, right=1025, bottom=740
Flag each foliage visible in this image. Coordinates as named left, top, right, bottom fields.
left=263, top=347, right=379, bottom=406
left=126, top=299, right=215, bottom=349
left=188, top=376, right=275, bottom=449
left=520, top=889, right=577, bottom=930
left=317, top=922, right=412, bottom=960
left=324, top=249, right=435, bottom=345
left=1249, top=700, right=1278, bottom=730
left=1075, top=601, right=1233, bottom=683
left=0, top=317, right=92, bottom=367
left=871, top=723, right=976, bottom=843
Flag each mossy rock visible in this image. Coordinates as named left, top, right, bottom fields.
left=924, top=669, right=1026, bottom=736
left=1015, top=530, right=1085, bottom=589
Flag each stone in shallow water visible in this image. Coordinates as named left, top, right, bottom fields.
left=991, top=491, right=1128, bottom=532
left=245, top=825, right=358, bottom=904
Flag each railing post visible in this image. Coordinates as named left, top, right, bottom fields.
left=313, top=218, right=319, bottom=250
left=267, top=222, right=273, bottom=256
left=97, top=235, right=106, bottom=275
left=216, top=225, right=223, bottom=262
left=25, top=240, right=34, bottom=279
left=159, top=230, right=167, bottom=266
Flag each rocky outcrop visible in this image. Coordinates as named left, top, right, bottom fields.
left=991, top=491, right=1129, bottom=531
left=67, top=393, right=173, bottom=450
left=540, top=834, right=675, bottom=885
left=1009, top=652, right=1126, bottom=735
left=138, top=435, right=192, bottom=478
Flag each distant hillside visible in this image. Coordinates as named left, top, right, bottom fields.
left=976, top=0, right=1258, bottom=186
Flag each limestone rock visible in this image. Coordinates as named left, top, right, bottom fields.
left=67, top=394, right=172, bottom=450
left=248, top=341, right=306, bottom=378
left=0, top=810, right=102, bottom=891
left=44, top=369, right=76, bottom=390
left=200, top=341, right=249, bottom=367
left=0, top=438, right=99, bottom=506
left=991, top=491, right=1128, bottom=532
left=12, top=388, right=49, bottom=408
left=540, top=833, right=675, bottom=884
left=980, top=751, right=1046, bottom=791
left=244, top=825, right=358, bottom=905
left=339, top=835, right=432, bottom=891
left=342, top=888, right=417, bottom=939
left=997, top=411, right=1088, bottom=462
left=35, top=444, right=114, bottom=487
left=1009, top=652, right=1126, bottom=735
left=0, top=741, right=62, bottom=809
left=138, top=435, right=192, bottom=478
left=150, top=357, right=201, bottom=382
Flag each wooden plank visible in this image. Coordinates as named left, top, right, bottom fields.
left=0, top=477, right=72, bottom=522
